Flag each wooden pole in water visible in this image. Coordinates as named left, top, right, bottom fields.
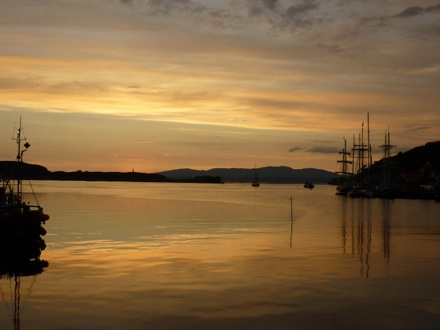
left=290, top=196, right=294, bottom=247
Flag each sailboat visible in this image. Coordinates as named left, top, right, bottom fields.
left=0, top=118, right=50, bottom=261
left=252, top=167, right=260, bottom=187
left=336, top=113, right=373, bottom=198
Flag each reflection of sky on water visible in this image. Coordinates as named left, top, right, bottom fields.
left=2, top=183, right=440, bottom=329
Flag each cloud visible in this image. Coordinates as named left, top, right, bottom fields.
left=289, top=145, right=340, bottom=154
left=404, top=126, right=432, bottom=133
left=144, top=0, right=210, bottom=17
left=0, top=77, right=41, bottom=89
left=285, top=1, right=318, bottom=18
left=120, top=0, right=135, bottom=5
left=307, top=146, right=340, bottom=154
left=262, top=0, right=280, bottom=11
left=117, top=0, right=242, bottom=30
left=114, top=0, right=437, bottom=46
left=317, top=42, right=346, bottom=54
left=395, top=4, right=440, bottom=18
left=246, top=0, right=320, bottom=32
left=396, top=6, right=424, bottom=18
left=289, top=146, right=302, bottom=153
left=426, top=4, right=440, bottom=13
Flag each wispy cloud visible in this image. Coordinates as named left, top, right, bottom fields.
left=120, top=0, right=135, bottom=5
left=307, top=146, right=340, bottom=154
left=394, top=4, right=440, bottom=18
left=145, top=0, right=208, bottom=16
left=289, top=145, right=340, bottom=154
left=246, top=0, right=321, bottom=34
left=118, top=0, right=324, bottom=34
left=289, top=147, right=303, bottom=153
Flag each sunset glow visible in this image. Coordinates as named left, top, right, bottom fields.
left=1, top=0, right=439, bottom=172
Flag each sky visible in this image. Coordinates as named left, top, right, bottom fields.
left=1, top=0, right=439, bottom=173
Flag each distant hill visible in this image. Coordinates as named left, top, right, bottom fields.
left=156, top=166, right=337, bottom=184
left=0, top=161, right=166, bottom=182
left=0, top=161, right=50, bottom=180
left=0, top=163, right=338, bottom=184
left=3, top=141, right=438, bottom=184
left=389, top=141, right=440, bottom=171
left=48, top=170, right=167, bottom=182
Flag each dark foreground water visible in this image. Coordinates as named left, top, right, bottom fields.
left=1, top=182, right=440, bottom=329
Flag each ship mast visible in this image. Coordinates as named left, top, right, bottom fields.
left=351, top=114, right=372, bottom=183
left=379, top=128, right=396, bottom=188
left=12, top=117, right=30, bottom=203
left=337, top=137, right=352, bottom=176
left=367, top=112, right=372, bottom=167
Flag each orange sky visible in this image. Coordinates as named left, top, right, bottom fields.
left=1, top=0, right=439, bottom=172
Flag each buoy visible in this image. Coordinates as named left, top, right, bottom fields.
left=39, top=238, right=46, bottom=251
left=40, top=213, right=50, bottom=221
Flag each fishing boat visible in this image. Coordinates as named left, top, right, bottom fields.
left=0, top=118, right=50, bottom=261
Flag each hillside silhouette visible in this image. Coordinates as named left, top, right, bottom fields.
left=389, top=141, right=440, bottom=171
left=1, top=141, right=438, bottom=183
left=0, top=161, right=166, bottom=182
left=156, top=166, right=337, bottom=184
left=0, top=162, right=333, bottom=184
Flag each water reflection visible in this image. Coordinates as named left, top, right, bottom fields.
left=340, top=198, right=391, bottom=278
left=382, top=200, right=391, bottom=265
left=289, top=197, right=294, bottom=248
left=0, top=251, right=49, bottom=330
left=11, top=182, right=438, bottom=329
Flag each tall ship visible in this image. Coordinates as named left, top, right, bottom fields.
left=335, top=113, right=378, bottom=197
left=0, top=118, right=50, bottom=261
left=335, top=113, right=372, bottom=197
left=334, top=113, right=413, bottom=199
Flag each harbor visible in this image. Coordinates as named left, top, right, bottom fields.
left=335, top=114, right=440, bottom=200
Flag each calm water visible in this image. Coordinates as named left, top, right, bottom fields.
left=1, top=182, right=440, bottom=329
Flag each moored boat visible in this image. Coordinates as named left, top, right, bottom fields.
left=252, top=167, right=260, bottom=187
left=0, top=118, right=50, bottom=261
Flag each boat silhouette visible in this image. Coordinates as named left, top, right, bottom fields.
left=0, top=117, right=50, bottom=261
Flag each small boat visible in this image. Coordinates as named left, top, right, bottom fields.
left=0, top=118, right=50, bottom=261
left=252, top=168, right=260, bottom=187
left=304, top=182, right=315, bottom=190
